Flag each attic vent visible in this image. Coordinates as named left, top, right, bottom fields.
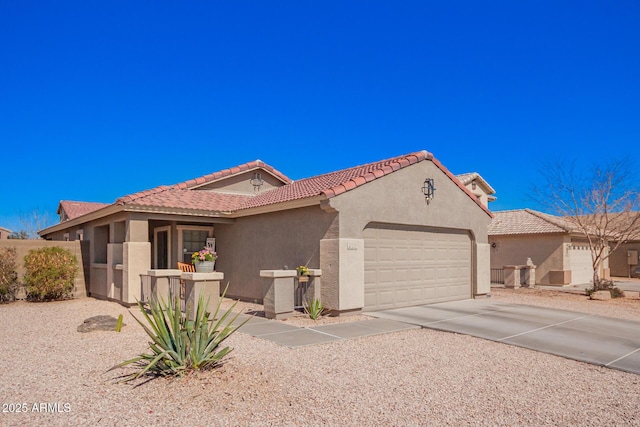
left=251, top=172, right=264, bottom=191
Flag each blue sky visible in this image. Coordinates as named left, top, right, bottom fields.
left=1, top=1, right=639, bottom=232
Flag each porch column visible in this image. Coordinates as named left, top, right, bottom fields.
left=123, top=217, right=151, bottom=304
left=503, top=265, right=521, bottom=289
left=260, top=270, right=296, bottom=320
left=320, top=238, right=364, bottom=315
left=181, top=272, right=223, bottom=321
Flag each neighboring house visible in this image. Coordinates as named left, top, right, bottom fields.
left=489, top=209, right=609, bottom=286
left=455, top=172, right=496, bottom=208
left=40, top=150, right=493, bottom=313
left=0, top=226, right=10, bottom=239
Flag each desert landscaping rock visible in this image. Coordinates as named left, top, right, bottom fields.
left=1, top=290, right=639, bottom=426
left=77, top=315, right=124, bottom=332
left=590, top=290, right=612, bottom=301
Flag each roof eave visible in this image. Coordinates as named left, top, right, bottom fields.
left=39, top=204, right=123, bottom=236
left=231, top=195, right=327, bottom=218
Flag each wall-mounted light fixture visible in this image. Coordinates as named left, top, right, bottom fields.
left=472, top=179, right=477, bottom=190
left=421, top=178, right=436, bottom=204
left=251, top=172, right=264, bottom=191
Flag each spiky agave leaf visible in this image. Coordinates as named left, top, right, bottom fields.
left=114, top=284, right=249, bottom=382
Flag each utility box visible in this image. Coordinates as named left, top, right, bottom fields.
left=627, top=250, right=638, bottom=266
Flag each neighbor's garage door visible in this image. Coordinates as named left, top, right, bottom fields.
left=364, top=225, right=471, bottom=311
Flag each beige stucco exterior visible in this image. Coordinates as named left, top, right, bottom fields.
left=490, top=234, right=568, bottom=285
left=40, top=154, right=492, bottom=312
left=0, top=227, right=10, bottom=239
left=489, top=233, right=610, bottom=286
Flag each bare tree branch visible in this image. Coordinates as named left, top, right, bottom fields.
left=535, top=158, right=640, bottom=287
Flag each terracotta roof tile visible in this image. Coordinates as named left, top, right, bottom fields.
left=58, top=201, right=110, bottom=221
left=235, top=151, right=432, bottom=211
left=62, top=151, right=491, bottom=220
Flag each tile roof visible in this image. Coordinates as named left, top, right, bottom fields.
left=488, top=209, right=573, bottom=235
left=236, top=151, right=432, bottom=210
left=58, top=150, right=493, bottom=222
left=121, top=188, right=250, bottom=213
left=455, top=172, right=496, bottom=195
left=117, top=159, right=291, bottom=206
left=58, top=201, right=110, bottom=221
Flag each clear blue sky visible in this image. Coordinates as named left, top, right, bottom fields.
left=1, top=1, right=639, bottom=232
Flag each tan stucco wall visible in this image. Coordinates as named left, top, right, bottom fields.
left=214, top=206, right=338, bottom=302
left=0, top=240, right=89, bottom=298
left=610, top=242, right=640, bottom=277
left=326, top=160, right=492, bottom=310
left=196, top=170, right=284, bottom=194
left=489, top=234, right=568, bottom=285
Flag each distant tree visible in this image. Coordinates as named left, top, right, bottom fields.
left=7, top=230, right=29, bottom=240
left=536, top=159, right=640, bottom=289
left=18, top=208, right=54, bottom=239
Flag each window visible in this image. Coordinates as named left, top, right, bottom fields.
left=63, top=233, right=70, bottom=241
left=177, top=226, right=214, bottom=263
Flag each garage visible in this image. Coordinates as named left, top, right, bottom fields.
left=363, top=224, right=472, bottom=311
left=568, top=243, right=594, bottom=285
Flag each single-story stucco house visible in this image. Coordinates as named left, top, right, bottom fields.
left=488, top=209, right=610, bottom=286
left=40, top=150, right=493, bottom=313
left=0, top=226, right=10, bottom=239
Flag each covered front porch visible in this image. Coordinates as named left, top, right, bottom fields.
left=89, top=213, right=233, bottom=305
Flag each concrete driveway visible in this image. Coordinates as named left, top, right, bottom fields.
left=370, top=299, right=640, bottom=375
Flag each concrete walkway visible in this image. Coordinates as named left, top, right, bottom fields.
left=370, top=299, right=640, bottom=375
left=232, top=313, right=419, bottom=348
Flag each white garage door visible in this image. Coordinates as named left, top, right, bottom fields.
left=568, top=245, right=593, bottom=285
left=364, top=225, right=471, bottom=311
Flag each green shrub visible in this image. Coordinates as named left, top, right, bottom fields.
left=0, top=247, right=19, bottom=302
left=585, top=279, right=624, bottom=299
left=115, top=286, right=248, bottom=382
left=23, top=247, right=78, bottom=302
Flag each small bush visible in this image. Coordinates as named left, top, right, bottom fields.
left=23, top=247, right=78, bottom=302
left=0, top=247, right=19, bottom=302
left=303, top=297, right=327, bottom=320
left=115, top=286, right=248, bottom=382
left=585, top=279, right=624, bottom=299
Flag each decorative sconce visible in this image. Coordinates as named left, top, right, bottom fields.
left=472, top=179, right=477, bottom=190
left=251, top=172, right=264, bottom=191
left=421, top=178, right=436, bottom=204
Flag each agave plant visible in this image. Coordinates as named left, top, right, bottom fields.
left=303, top=297, right=326, bottom=320
left=115, top=286, right=247, bottom=382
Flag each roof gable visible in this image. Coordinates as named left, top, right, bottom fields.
left=489, top=209, right=572, bottom=235
left=49, top=150, right=494, bottom=228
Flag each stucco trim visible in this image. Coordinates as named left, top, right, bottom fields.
left=39, top=204, right=123, bottom=236
left=229, top=195, right=327, bottom=218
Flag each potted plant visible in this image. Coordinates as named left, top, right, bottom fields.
left=296, top=265, right=310, bottom=282
left=191, top=248, right=218, bottom=273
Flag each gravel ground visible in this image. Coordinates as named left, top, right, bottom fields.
left=0, top=291, right=639, bottom=426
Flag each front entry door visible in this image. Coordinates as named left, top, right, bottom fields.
left=153, top=226, right=171, bottom=269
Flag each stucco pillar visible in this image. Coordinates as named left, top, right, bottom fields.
left=475, top=243, right=490, bottom=295
left=181, top=272, right=223, bottom=321
left=123, top=242, right=151, bottom=304
left=147, top=269, right=182, bottom=302
left=320, top=238, right=364, bottom=315
left=260, top=270, right=296, bottom=319
left=503, top=265, right=521, bottom=289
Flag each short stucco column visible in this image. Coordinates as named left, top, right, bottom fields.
left=181, top=272, right=223, bottom=321
left=260, top=270, right=296, bottom=320
left=146, top=269, right=182, bottom=302
left=503, top=265, right=521, bottom=289
left=305, top=269, right=322, bottom=302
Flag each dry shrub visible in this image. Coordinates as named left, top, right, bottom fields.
left=24, top=247, right=78, bottom=302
